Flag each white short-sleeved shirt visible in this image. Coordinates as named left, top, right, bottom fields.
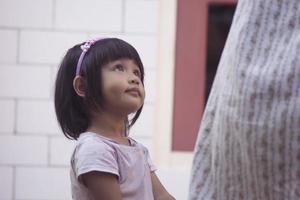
left=70, top=132, right=156, bottom=200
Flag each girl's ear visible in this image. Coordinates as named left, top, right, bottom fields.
left=73, top=76, right=86, bottom=97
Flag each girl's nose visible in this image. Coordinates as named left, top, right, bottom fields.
left=128, top=74, right=139, bottom=84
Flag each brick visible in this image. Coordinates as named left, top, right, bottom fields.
left=0, top=100, right=15, bottom=133
left=50, top=137, right=76, bottom=166
left=130, top=104, right=154, bottom=137
left=0, top=65, right=51, bottom=99
left=125, top=0, right=158, bottom=33
left=17, top=100, right=60, bottom=135
left=0, top=30, right=18, bottom=63
left=0, top=167, right=13, bottom=199
left=55, top=0, right=122, bottom=32
left=19, top=31, right=87, bottom=64
left=0, top=135, right=47, bottom=165
left=0, top=0, right=52, bottom=28
left=15, top=167, right=71, bottom=199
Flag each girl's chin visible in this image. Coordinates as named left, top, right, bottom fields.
left=106, top=99, right=143, bottom=115
left=126, top=105, right=142, bottom=114
left=124, top=103, right=143, bottom=113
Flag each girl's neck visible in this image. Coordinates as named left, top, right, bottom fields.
left=87, top=111, right=127, bottom=139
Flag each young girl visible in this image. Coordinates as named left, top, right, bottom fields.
left=54, top=37, right=175, bottom=200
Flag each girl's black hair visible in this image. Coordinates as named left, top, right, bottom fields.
left=54, top=38, right=144, bottom=140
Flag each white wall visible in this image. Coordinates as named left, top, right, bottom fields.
left=0, top=0, right=162, bottom=199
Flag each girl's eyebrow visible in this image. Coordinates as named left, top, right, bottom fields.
left=104, top=61, right=122, bottom=68
left=107, top=59, right=139, bottom=70
left=111, top=60, right=122, bottom=65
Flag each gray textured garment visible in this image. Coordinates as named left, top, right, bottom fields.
left=189, top=0, right=300, bottom=199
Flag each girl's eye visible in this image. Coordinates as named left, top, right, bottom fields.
left=113, top=64, right=125, bottom=72
left=134, top=69, right=141, bottom=78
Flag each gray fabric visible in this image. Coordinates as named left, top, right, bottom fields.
left=189, top=0, right=300, bottom=199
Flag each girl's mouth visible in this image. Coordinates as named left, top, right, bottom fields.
left=125, top=88, right=140, bottom=97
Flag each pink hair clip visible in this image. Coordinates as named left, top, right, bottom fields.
left=76, top=37, right=107, bottom=76
left=80, top=39, right=97, bottom=52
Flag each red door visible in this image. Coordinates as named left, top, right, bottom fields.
left=172, top=0, right=237, bottom=151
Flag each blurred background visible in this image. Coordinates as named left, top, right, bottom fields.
left=0, top=0, right=236, bottom=199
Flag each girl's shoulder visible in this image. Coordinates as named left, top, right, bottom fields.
left=127, top=137, right=151, bottom=154
left=70, top=132, right=120, bottom=179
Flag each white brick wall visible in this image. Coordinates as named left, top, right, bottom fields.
left=0, top=0, right=163, bottom=199
left=17, top=100, right=60, bottom=134
left=15, top=167, right=71, bottom=199
left=0, top=135, right=47, bottom=165
left=0, top=0, right=52, bottom=28
left=19, top=31, right=87, bottom=64
left=0, top=66, right=51, bottom=98
left=50, top=137, right=75, bottom=166
left=0, top=100, right=15, bottom=133
left=0, top=30, right=18, bottom=63
left=0, top=167, right=13, bottom=199
left=125, top=0, right=158, bottom=33
left=55, top=0, right=123, bottom=32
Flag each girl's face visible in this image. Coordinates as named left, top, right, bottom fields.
left=100, top=58, right=145, bottom=115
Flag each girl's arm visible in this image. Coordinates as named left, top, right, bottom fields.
left=151, top=172, right=176, bottom=200
left=81, top=171, right=122, bottom=200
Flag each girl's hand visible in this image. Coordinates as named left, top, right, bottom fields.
left=80, top=171, right=122, bottom=200
left=151, top=172, right=176, bottom=200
